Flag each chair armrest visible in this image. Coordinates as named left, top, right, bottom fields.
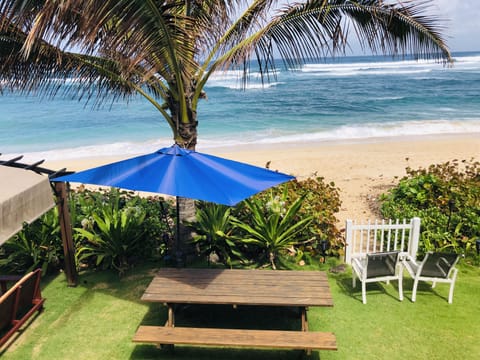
left=351, top=257, right=366, bottom=279
left=401, top=255, right=419, bottom=278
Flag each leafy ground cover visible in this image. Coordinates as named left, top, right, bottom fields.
left=2, top=258, right=479, bottom=360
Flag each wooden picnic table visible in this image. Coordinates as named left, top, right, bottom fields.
left=136, top=268, right=336, bottom=352
left=141, top=267, right=333, bottom=333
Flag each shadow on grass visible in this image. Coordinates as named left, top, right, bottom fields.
left=400, top=278, right=452, bottom=303
left=333, top=270, right=452, bottom=304
left=131, top=302, right=315, bottom=359
left=334, top=272, right=403, bottom=304
left=130, top=345, right=320, bottom=360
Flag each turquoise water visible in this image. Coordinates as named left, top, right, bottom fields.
left=1, top=51, right=479, bottom=161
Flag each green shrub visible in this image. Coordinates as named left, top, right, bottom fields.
left=126, top=194, right=175, bottom=261
left=282, top=177, right=343, bottom=257
left=188, top=177, right=342, bottom=268
left=0, top=207, right=63, bottom=275
left=70, top=187, right=175, bottom=274
left=380, top=159, right=480, bottom=255
left=1, top=177, right=341, bottom=273
left=74, top=189, right=146, bottom=274
left=242, top=177, right=343, bottom=258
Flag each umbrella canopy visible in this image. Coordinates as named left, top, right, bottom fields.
left=51, top=144, right=294, bottom=205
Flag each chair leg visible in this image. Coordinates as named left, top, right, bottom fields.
left=411, top=278, right=419, bottom=302
left=448, top=269, right=458, bottom=304
left=398, top=264, right=404, bottom=301
left=447, top=282, right=455, bottom=304
left=362, top=281, right=367, bottom=304
left=398, top=276, right=403, bottom=301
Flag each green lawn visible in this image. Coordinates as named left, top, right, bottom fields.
left=2, top=260, right=480, bottom=360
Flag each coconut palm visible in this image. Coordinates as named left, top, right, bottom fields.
left=0, top=0, right=452, bottom=254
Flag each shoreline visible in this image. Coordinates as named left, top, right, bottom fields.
left=43, top=133, right=479, bottom=226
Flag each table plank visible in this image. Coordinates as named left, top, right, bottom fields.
left=142, top=268, right=333, bottom=307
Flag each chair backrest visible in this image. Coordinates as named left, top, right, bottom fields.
left=15, top=269, right=42, bottom=316
left=366, top=251, right=400, bottom=278
left=345, top=218, right=420, bottom=264
left=0, top=286, right=20, bottom=331
left=420, top=252, right=460, bottom=278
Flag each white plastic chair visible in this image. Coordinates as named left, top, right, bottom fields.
left=403, top=252, right=460, bottom=304
left=352, top=251, right=403, bottom=304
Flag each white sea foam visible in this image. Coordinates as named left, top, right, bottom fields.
left=207, top=69, right=281, bottom=89
left=205, top=53, right=480, bottom=85
left=299, top=59, right=441, bottom=77
left=247, top=120, right=480, bottom=145
left=8, top=119, right=479, bottom=163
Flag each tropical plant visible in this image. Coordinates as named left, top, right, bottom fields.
left=75, top=191, right=146, bottom=274
left=232, top=190, right=313, bottom=269
left=0, top=0, right=453, bottom=251
left=255, top=177, right=343, bottom=257
left=188, top=203, right=243, bottom=266
left=0, top=207, right=63, bottom=274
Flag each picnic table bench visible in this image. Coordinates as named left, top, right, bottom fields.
left=133, top=326, right=337, bottom=350
left=133, top=268, right=337, bottom=354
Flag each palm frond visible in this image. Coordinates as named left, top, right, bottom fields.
left=210, top=0, right=452, bottom=82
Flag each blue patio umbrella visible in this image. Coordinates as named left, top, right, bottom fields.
left=52, top=144, right=294, bottom=206
left=52, top=144, right=294, bottom=264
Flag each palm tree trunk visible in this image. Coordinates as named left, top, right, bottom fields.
left=174, top=106, right=198, bottom=265
left=176, top=196, right=197, bottom=266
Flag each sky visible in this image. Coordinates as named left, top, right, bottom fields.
left=429, top=0, right=480, bottom=52
left=278, top=0, right=480, bottom=54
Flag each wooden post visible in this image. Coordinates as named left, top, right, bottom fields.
left=54, top=182, right=78, bottom=287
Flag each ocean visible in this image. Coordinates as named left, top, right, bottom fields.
left=1, top=51, right=479, bottom=162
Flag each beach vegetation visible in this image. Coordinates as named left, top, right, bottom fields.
left=188, top=203, right=242, bottom=267
left=70, top=187, right=174, bottom=274
left=244, top=178, right=343, bottom=259
left=380, top=159, right=480, bottom=257
left=0, top=187, right=175, bottom=275
left=278, top=177, right=343, bottom=258
left=74, top=198, right=146, bottom=275
left=188, top=177, right=342, bottom=268
left=1, top=176, right=342, bottom=273
left=0, top=0, right=453, bottom=253
left=0, top=207, right=63, bottom=275
left=231, top=190, right=313, bottom=270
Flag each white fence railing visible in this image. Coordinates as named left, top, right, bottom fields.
left=344, top=217, right=420, bottom=264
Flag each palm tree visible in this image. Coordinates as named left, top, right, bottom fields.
left=0, top=0, right=452, bottom=255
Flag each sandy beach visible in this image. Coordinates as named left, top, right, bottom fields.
left=45, top=133, right=479, bottom=227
